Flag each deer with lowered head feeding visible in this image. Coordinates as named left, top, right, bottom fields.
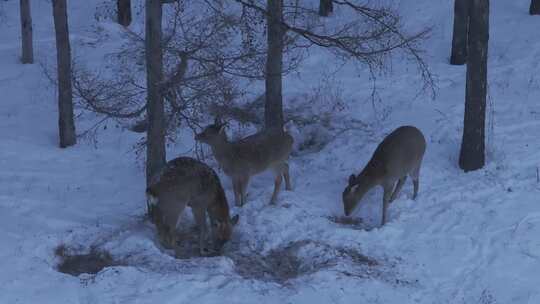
left=195, top=118, right=293, bottom=206
left=146, top=157, right=239, bottom=255
left=342, top=126, right=426, bottom=226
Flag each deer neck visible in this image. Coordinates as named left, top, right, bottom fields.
left=360, top=161, right=384, bottom=187
left=209, top=134, right=234, bottom=166
left=208, top=186, right=229, bottom=223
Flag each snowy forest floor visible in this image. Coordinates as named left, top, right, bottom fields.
left=1, top=0, right=540, bottom=303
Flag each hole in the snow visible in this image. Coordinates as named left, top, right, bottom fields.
left=172, top=227, right=218, bottom=259
left=328, top=215, right=371, bottom=230
left=55, top=245, right=123, bottom=276
left=229, top=240, right=377, bottom=283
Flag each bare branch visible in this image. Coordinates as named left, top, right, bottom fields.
left=231, top=0, right=435, bottom=97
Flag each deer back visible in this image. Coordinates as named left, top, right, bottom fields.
left=342, top=126, right=426, bottom=215
left=230, top=129, right=293, bottom=174
left=367, top=125, right=426, bottom=182
left=196, top=123, right=293, bottom=177
left=146, top=157, right=236, bottom=239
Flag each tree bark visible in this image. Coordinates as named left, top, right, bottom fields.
left=530, top=0, right=540, bottom=15
left=319, top=0, right=333, bottom=17
left=20, top=0, right=33, bottom=64
left=52, top=0, right=76, bottom=148
left=117, top=0, right=132, bottom=27
left=450, top=0, right=469, bottom=65
left=145, top=0, right=166, bottom=185
left=265, top=0, right=284, bottom=130
left=459, top=0, right=489, bottom=172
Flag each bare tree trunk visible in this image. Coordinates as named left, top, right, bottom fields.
left=450, top=0, right=469, bottom=65
left=459, top=0, right=489, bottom=172
left=530, top=0, right=540, bottom=15
left=265, top=0, right=284, bottom=130
left=20, top=0, right=33, bottom=64
left=117, top=0, right=132, bottom=26
left=319, top=0, right=333, bottom=17
left=52, top=0, right=76, bottom=148
left=145, top=0, right=166, bottom=185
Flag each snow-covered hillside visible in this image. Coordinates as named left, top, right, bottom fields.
left=1, top=0, right=540, bottom=303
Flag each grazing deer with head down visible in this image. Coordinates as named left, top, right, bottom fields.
left=342, top=126, right=426, bottom=226
left=146, top=157, right=239, bottom=255
left=195, top=118, right=293, bottom=206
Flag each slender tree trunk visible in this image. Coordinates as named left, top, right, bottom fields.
left=145, top=0, right=166, bottom=185
left=20, top=0, right=33, bottom=64
left=459, top=0, right=489, bottom=172
left=117, top=0, right=132, bottom=27
left=450, top=0, right=469, bottom=65
left=265, top=0, right=284, bottom=130
left=319, top=0, right=333, bottom=17
left=52, top=0, right=76, bottom=148
left=530, top=0, right=540, bottom=15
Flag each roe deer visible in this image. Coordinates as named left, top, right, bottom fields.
left=146, top=157, right=239, bottom=255
left=342, top=126, right=426, bottom=226
left=195, top=118, right=293, bottom=206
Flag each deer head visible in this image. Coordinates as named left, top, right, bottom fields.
left=195, top=117, right=227, bottom=144
left=342, top=173, right=373, bottom=216
left=211, top=214, right=239, bottom=251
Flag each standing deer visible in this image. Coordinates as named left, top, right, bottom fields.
left=146, top=157, right=239, bottom=255
left=195, top=118, right=293, bottom=206
left=342, top=126, right=426, bottom=226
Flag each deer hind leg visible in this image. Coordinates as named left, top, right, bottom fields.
left=381, top=182, right=394, bottom=226
left=410, top=164, right=421, bottom=200
left=270, top=166, right=283, bottom=205
left=390, top=176, right=407, bottom=203
left=191, top=205, right=209, bottom=255
left=239, top=175, right=250, bottom=206
left=157, top=223, right=174, bottom=249
left=161, top=230, right=175, bottom=249
left=232, top=178, right=242, bottom=207
left=282, top=162, right=292, bottom=191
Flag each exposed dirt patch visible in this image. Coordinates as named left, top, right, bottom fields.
left=55, top=245, right=123, bottom=276
left=228, top=240, right=378, bottom=284
left=155, top=230, right=379, bottom=284
left=230, top=244, right=303, bottom=283
left=172, top=227, right=218, bottom=259
left=54, top=230, right=404, bottom=287
left=328, top=215, right=372, bottom=230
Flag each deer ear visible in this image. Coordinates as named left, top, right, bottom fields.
left=348, top=174, right=356, bottom=185
left=231, top=214, right=239, bottom=226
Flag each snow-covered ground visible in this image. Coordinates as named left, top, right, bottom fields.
left=1, top=0, right=540, bottom=303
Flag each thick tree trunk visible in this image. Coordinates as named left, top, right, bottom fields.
left=117, top=0, right=132, bottom=27
left=52, top=0, right=76, bottom=148
left=265, top=0, right=284, bottom=130
left=459, top=0, right=489, bottom=172
left=319, top=0, right=333, bottom=17
left=450, top=0, right=469, bottom=65
left=145, top=0, right=166, bottom=185
left=20, top=0, right=33, bottom=64
left=530, top=0, right=540, bottom=15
